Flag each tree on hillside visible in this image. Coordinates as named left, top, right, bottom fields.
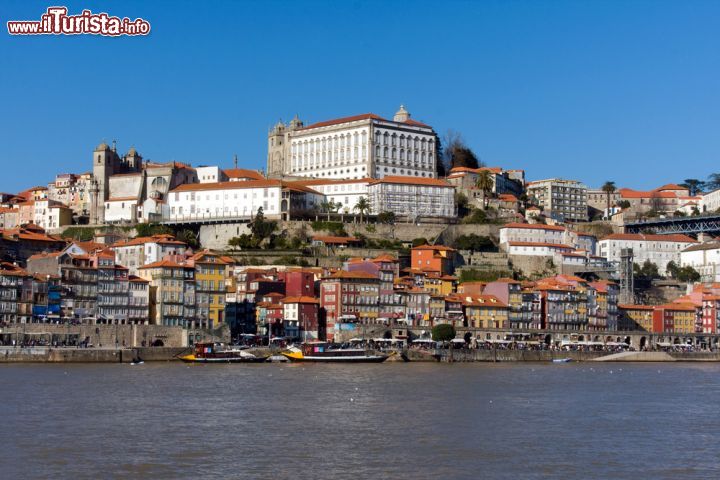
left=250, top=207, right=277, bottom=244
left=706, top=173, right=720, bottom=191
left=601, top=181, right=616, bottom=219
left=680, top=179, right=704, bottom=196
left=377, top=211, right=396, bottom=225
left=319, top=200, right=339, bottom=221
left=353, top=197, right=371, bottom=224
left=475, top=169, right=494, bottom=198
left=442, top=130, right=482, bottom=171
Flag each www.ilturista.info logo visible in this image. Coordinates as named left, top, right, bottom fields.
left=7, top=6, right=150, bottom=36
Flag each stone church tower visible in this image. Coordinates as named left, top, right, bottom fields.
left=266, top=115, right=303, bottom=178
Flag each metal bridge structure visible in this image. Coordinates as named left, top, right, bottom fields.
left=624, top=214, right=720, bottom=236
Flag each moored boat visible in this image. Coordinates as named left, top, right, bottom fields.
left=552, top=357, right=573, bottom=363
left=282, top=342, right=389, bottom=363
left=180, top=342, right=268, bottom=363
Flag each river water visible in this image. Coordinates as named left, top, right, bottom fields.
left=2, top=362, right=720, bottom=479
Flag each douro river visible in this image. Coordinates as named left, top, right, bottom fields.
left=2, top=362, right=719, bottom=479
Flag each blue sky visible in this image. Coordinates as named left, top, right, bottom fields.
left=1, top=0, right=719, bottom=193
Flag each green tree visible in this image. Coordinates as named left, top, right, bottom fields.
left=601, top=181, right=616, bottom=218
left=475, top=169, right=494, bottom=197
left=666, top=260, right=680, bottom=278
left=453, top=234, right=495, bottom=251
left=431, top=323, right=456, bottom=342
left=677, top=266, right=701, bottom=283
left=175, top=228, right=199, bottom=249
left=412, top=237, right=428, bottom=247
left=377, top=211, right=396, bottom=225
left=680, top=178, right=704, bottom=196
left=353, top=197, right=371, bottom=224
left=250, top=207, right=277, bottom=242
left=442, top=130, right=482, bottom=170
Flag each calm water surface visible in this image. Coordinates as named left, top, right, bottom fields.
left=1, top=362, right=720, bottom=479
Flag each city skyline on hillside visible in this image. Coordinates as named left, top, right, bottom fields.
left=2, top=1, right=720, bottom=192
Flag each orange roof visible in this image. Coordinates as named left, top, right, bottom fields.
left=300, top=113, right=385, bottom=130
left=138, top=259, right=190, bottom=269
left=462, top=294, right=508, bottom=308
left=326, top=270, right=378, bottom=280
left=618, top=304, right=655, bottom=310
left=107, top=196, right=139, bottom=202
left=288, top=177, right=373, bottom=187
left=656, top=302, right=697, bottom=312
left=370, top=176, right=451, bottom=187
left=498, top=194, right=519, bottom=202
left=223, top=168, right=265, bottom=180
left=411, top=244, right=455, bottom=252
left=619, top=188, right=679, bottom=199
left=507, top=241, right=573, bottom=249
left=370, top=254, right=397, bottom=263
left=312, top=235, right=360, bottom=244
left=111, top=234, right=186, bottom=248
left=170, top=179, right=321, bottom=195
left=653, top=183, right=687, bottom=192
left=128, top=275, right=149, bottom=283
left=501, top=222, right=566, bottom=232
left=281, top=296, right=319, bottom=304
left=601, top=233, right=697, bottom=243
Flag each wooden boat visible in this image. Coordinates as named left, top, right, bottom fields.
left=179, top=343, right=268, bottom=363
left=552, top=357, right=573, bottom=363
left=282, top=342, right=390, bottom=363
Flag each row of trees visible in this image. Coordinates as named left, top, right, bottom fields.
left=633, top=259, right=700, bottom=283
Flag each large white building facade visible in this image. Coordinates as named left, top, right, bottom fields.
left=680, top=242, right=720, bottom=282
left=267, top=106, right=439, bottom=180
left=598, top=233, right=698, bottom=275
left=367, top=176, right=455, bottom=219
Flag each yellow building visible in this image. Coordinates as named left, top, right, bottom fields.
left=191, top=251, right=232, bottom=329
left=424, top=274, right=456, bottom=296
left=462, top=294, right=509, bottom=329
left=618, top=304, right=655, bottom=331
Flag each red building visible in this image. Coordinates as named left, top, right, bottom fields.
left=410, top=245, right=456, bottom=275
left=279, top=269, right=316, bottom=297
left=320, top=270, right=380, bottom=341
left=282, top=296, right=321, bottom=339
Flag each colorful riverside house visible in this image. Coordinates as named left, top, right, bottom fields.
left=423, top=273, right=457, bottom=296
left=410, top=244, right=457, bottom=276
left=618, top=304, right=656, bottom=332
left=138, top=259, right=196, bottom=328
left=652, top=303, right=699, bottom=334
left=461, top=294, right=509, bottom=329
left=483, top=278, right=523, bottom=328
left=190, top=251, right=233, bottom=329
left=320, top=270, right=380, bottom=341
left=588, top=280, right=619, bottom=331
left=0, top=262, right=33, bottom=324
left=701, top=295, right=720, bottom=334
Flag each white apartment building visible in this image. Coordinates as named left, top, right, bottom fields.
left=165, top=179, right=323, bottom=222
left=499, top=223, right=597, bottom=254
left=110, top=234, right=189, bottom=275
left=680, top=242, right=720, bottom=282
left=506, top=241, right=574, bottom=256
left=267, top=105, right=438, bottom=180
left=701, top=188, right=720, bottom=213
left=598, top=233, right=698, bottom=275
left=289, top=178, right=371, bottom=214
left=367, top=176, right=455, bottom=219
left=32, top=200, right=73, bottom=231
left=527, top=178, right=588, bottom=222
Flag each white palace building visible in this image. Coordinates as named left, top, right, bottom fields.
left=267, top=105, right=439, bottom=180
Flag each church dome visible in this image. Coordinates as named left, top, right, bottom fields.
left=128, top=146, right=137, bottom=156
left=95, top=142, right=110, bottom=151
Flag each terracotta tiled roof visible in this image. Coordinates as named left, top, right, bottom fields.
left=411, top=244, right=455, bottom=251
left=501, top=222, right=566, bottom=232
left=281, top=296, right=319, bottom=304
left=170, top=179, right=321, bottom=195
left=111, top=235, right=186, bottom=248
left=138, top=259, right=190, bottom=269
left=507, top=241, right=574, bottom=249
left=618, top=304, right=655, bottom=310
left=326, top=270, right=378, bottom=280
left=300, top=113, right=385, bottom=130
left=312, top=235, right=360, bottom=245
left=601, top=233, right=697, bottom=243
left=223, top=168, right=265, bottom=180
